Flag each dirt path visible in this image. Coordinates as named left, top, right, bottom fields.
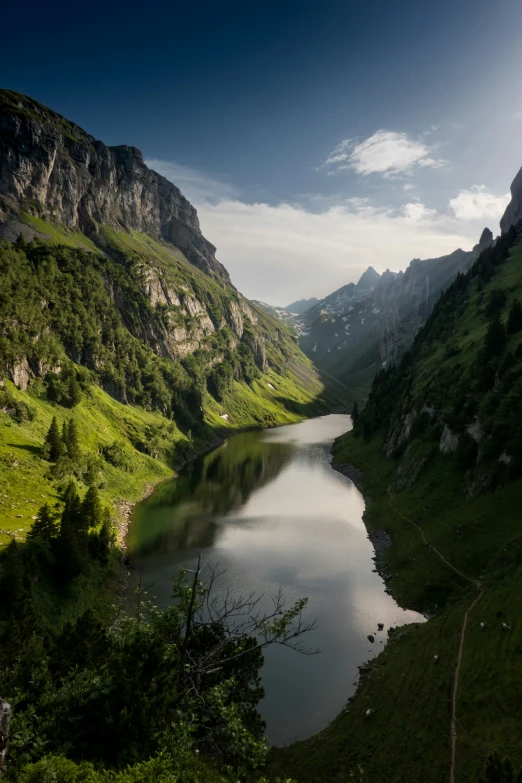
left=352, top=458, right=483, bottom=783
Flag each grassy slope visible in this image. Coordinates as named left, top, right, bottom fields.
left=1, top=217, right=341, bottom=546
left=0, top=361, right=327, bottom=547
left=270, top=243, right=522, bottom=782
left=270, top=436, right=522, bottom=783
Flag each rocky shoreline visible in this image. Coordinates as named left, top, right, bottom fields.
left=331, top=460, right=392, bottom=583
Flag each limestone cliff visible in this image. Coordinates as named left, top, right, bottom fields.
left=500, top=166, right=522, bottom=234
left=0, top=90, right=230, bottom=283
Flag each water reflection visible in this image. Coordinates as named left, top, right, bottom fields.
left=129, top=415, right=425, bottom=745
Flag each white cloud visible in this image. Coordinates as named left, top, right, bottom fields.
left=448, top=185, right=510, bottom=221
left=150, top=158, right=495, bottom=304
left=402, top=201, right=437, bottom=222
left=402, top=183, right=416, bottom=191
left=195, top=198, right=477, bottom=303
left=145, top=159, right=239, bottom=204
left=323, top=130, right=446, bottom=177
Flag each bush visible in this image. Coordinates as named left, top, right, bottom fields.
left=0, top=389, right=36, bottom=422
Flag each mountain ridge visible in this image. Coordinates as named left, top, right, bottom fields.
left=0, top=89, right=230, bottom=283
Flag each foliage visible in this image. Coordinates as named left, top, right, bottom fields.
left=0, top=546, right=311, bottom=780
left=0, top=389, right=35, bottom=423
left=478, top=753, right=522, bottom=783
left=353, top=224, right=522, bottom=490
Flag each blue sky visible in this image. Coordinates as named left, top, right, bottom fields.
left=4, top=0, right=522, bottom=302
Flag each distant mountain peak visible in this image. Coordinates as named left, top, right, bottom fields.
left=283, top=297, right=319, bottom=315
left=356, top=266, right=381, bottom=291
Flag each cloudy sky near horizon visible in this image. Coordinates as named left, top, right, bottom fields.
left=4, top=0, right=522, bottom=303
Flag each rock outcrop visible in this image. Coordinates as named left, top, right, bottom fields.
left=295, top=228, right=495, bottom=390
left=500, top=166, right=522, bottom=234
left=0, top=90, right=230, bottom=283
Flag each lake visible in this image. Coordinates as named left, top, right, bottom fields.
left=128, top=414, right=424, bottom=745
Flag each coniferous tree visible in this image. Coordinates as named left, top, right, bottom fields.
left=351, top=399, right=359, bottom=424
left=0, top=540, right=26, bottom=615
left=81, top=485, right=102, bottom=530
left=44, top=416, right=64, bottom=461
left=57, top=482, right=85, bottom=581
left=68, top=375, right=82, bottom=407
left=507, top=299, right=522, bottom=334
left=90, top=507, right=114, bottom=562
left=64, top=419, right=81, bottom=464
left=483, top=314, right=507, bottom=359
left=27, top=503, right=57, bottom=540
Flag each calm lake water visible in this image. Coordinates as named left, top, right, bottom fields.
left=128, top=414, right=424, bottom=746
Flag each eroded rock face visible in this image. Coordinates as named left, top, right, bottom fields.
left=500, top=166, right=522, bottom=234
left=439, top=425, right=459, bottom=454
left=0, top=90, right=230, bottom=283
left=0, top=699, right=11, bottom=774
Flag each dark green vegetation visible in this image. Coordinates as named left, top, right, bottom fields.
left=0, top=235, right=345, bottom=543
left=270, top=228, right=522, bottom=782
left=1, top=513, right=304, bottom=782
left=0, top=231, right=334, bottom=781
left=0, top=90, right=347, bottom=780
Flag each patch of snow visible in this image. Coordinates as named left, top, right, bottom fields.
left=328, top=348, right=331, bottom=353
left=334, top=333, right=338, bottom=337
left=220, top=413, right=229, bottom=421
left=342, top=316, right=348, bottom=322
left=312, top=342, right=317, bottom=353
left=331, top=318, right=336, bottom=323
left=267, top=383, right=275, bottom=390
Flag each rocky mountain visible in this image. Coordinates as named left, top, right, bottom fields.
left=500, top=165, right=522, bottom=233
left=0, top=90, right=344, bottom=424
left=250, top=300, right=299, bottom=334
left=0, top=90, right=229, bottom=283
left=283, top=297, right=319, bottom=315
left=295, top=230, right=494, bottom=400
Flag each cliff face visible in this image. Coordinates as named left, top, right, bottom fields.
left=500, top=166, right=522, bottom=234
left=0, top=90, right=230, bottom=283
left=294, top=228, right=495, bottom=398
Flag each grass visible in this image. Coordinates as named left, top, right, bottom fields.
left=268, top=431, right=522, bottom=783
left=21, top=213, right=100, bottom=251
left=0, top=381, right=176, bottom=545
left=0, top=353, right=334, bottom=549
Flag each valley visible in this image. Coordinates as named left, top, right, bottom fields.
left=1, top=84, right=522, bottom=783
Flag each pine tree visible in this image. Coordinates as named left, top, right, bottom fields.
left=56, top=483, right=85, bottom=581
left=90, top=507, right=114, bottom=562
left=44, top=416, right=64, bottom=461
left=351, top=400, right=359, bottom=424
left=27, top=503, right=57, bottom=540
left=483, top=314, right=507, bottom=358
left=100, top=508, right=114, bottom=548
left=64, top=419, right=81, bottom=464
left=81, top=486, right=102, bottom=530
left=68, top=375, right=82, bottom=407
left=507, top=299, right=522, bottom=334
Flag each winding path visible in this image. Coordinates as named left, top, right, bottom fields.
left=347, top=458, right=483, bottom=783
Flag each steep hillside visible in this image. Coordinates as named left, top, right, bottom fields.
left=270, top=220, right=522, bottom=782
left=296, top=232, right=494, bottom=402
left=0, top=92, right=346, bottom=546
left=0, top=89, right=228, bottom=282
